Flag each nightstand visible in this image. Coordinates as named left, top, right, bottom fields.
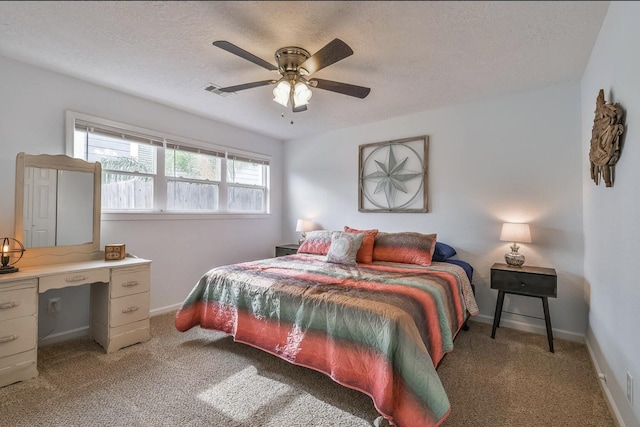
left=275, top=244, right=300, bottom=257
left=490, top=263, right=557, bottom=352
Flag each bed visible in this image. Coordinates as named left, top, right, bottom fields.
left=175, top=230, right=478, bottom=427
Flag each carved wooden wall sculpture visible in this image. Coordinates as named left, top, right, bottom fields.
left=589, top=89, right=625, bottom=187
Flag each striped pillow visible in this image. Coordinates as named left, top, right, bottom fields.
left=297, top=230, right=333, bottom=255
left=372, top=232, right=437, bottom=266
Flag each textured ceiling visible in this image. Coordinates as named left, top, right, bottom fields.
left=0, top=1, right=609, bottom=141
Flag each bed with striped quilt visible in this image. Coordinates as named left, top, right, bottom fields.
left=175, top=253, right=478, bottom=427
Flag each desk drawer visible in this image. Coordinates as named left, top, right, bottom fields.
left=0, top=282, right=37, bottom=321
left=0, top=348, right=37, bottom=387
left=110, top=266, right=150, bottom=299
left=40, top=268, right=110, bottom=292
left=491, top=269, right=557, bottom=297
left=0, top=316, right=36, bottom=358
left=110, top=292, right=149, bottom=328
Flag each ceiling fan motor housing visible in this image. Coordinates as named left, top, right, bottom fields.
left=275, top=47, right=311, bottom=77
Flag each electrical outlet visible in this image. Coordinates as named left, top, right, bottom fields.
left=627, top=372, right=634, bottom=405
left=47, top=297, right=61, bottom=314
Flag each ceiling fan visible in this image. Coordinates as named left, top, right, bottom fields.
left=212, top=38, right=371, bottom=113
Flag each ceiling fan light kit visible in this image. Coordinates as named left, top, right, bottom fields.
left=272, top=80, right=290, bottom=107
left=213, top=38, right=370, bottom=113
left=271, top=80, right=312, bottom=109
left=292, top=81, right=312, bottom=108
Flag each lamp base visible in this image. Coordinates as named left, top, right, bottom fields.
left=0, top=266, right=19, bottom=274
left=505, top=242, right=525, bottom=267
left=298, top=232, right=307, bottom=245
left=505, top=253, right=525, bottom=267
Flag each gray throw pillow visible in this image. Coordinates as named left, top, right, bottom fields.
left=325, top=231, right=364, bottom=265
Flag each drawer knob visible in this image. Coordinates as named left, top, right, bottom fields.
left=122, top=306, right=140, bottom=314
left=0, top=334, right=19, bottom=344
left=65, top=275, right=88, bottom=283
left=0, top=301, right=19, bottom=310
left=122, top=281, right=139, bottom=288
left=521, top=283, right=526, bottom=287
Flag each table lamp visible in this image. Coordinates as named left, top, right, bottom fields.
left=499, top=223, right=531, bottom=267
left=296, top=219, right=315, bottom=244
left=1, top=237, right=26, bottom=274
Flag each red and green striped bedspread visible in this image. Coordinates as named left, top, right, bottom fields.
left=175, top=253, right=478, bottom=427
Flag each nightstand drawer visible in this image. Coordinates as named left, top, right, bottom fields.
left=275, top=244, right=299, bottom=257
left=491, top=268, right=557, bottom=297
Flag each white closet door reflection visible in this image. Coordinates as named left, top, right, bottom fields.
left=23, top=168, right=93, bottom=248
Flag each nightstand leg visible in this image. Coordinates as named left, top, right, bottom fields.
left=491, top=290, right=506, bottom=339
left=542, top=297, right=554, bottom=353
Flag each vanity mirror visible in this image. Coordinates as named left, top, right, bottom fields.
left=14, top=153, right=101, bottom=264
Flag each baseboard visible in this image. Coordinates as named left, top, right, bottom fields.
left=473, top=313, right=585, bottom=343
left=150, top=303, right=181, bottom=316
left=38, top=325, right=89, bottom=347
left=585, top=335, right=625, bottom=427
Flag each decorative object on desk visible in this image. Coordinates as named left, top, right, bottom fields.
left=295, top=219, right=316, bottom=244
left=359, top=136, right=428, bottom=212
left=0, top=237, right=25, bottom=274
left=589, top=89, right=626, bottom=187
left=104, top=244, right=126, bottom=261
left=499, top=223, right=531, bottom=267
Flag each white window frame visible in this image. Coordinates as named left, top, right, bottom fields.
left=65, top=111, right=271, bottom=220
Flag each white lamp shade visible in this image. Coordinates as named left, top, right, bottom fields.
left=500, top=223, right=532, bottom=243
left=273, top=81, right=291, bottom=107
left=293, top=82, right=312, bottom=107
left=296, top=219, right=315, bottom=232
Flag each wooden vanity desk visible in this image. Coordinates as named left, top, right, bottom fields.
left=0, top=257, right=152, bottom=388
left=1, top=152, right=152, bottom=388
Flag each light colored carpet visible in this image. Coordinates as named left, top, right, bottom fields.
left=0, top=313, right=614, bottom=426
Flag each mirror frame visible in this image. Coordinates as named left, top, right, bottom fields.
left=15, top=153, right=101, bottom=261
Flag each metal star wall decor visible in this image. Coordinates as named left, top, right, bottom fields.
left=359, top=136, right=429, bottom=212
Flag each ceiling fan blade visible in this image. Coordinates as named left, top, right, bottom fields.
left=310, top=79, right=371, bottom=99
left=213, top=41, right=277, bottom=71
left=218, top=80, right=275, bottom=93
left=292, top=104, right=308, bottom=113
left=299, top=38, right=353, bottom=75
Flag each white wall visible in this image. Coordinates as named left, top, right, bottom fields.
left=581, top=2, right=640, bottom=425
left=284, top=81, right=586, bottom=340
left=0, top=55, right=284, bottom=341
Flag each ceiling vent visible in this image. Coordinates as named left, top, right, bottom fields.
left=203, top=83, right=233, bottom=97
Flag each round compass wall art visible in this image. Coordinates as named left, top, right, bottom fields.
left=358, top=136, right=428, bottom=212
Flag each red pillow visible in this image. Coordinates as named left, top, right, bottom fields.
left=343, top=226, right=378, bottom=264
left=372, top=232, right=437, bottom=266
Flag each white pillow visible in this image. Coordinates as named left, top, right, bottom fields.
left=325, top=231, right=364, bottom=265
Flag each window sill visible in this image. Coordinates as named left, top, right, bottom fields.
left=101, top=211, right=271, bottom=221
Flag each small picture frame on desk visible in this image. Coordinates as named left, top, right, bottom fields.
left=104, top=244, right=126, bottom=261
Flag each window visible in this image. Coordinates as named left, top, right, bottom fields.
left=227, top=155, right=269, bottom=212
left=75, top=128, right=157, bottom=210
left=68, top=112, right=270, bottom=214
left=165, top=145, right=222, bottom=211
